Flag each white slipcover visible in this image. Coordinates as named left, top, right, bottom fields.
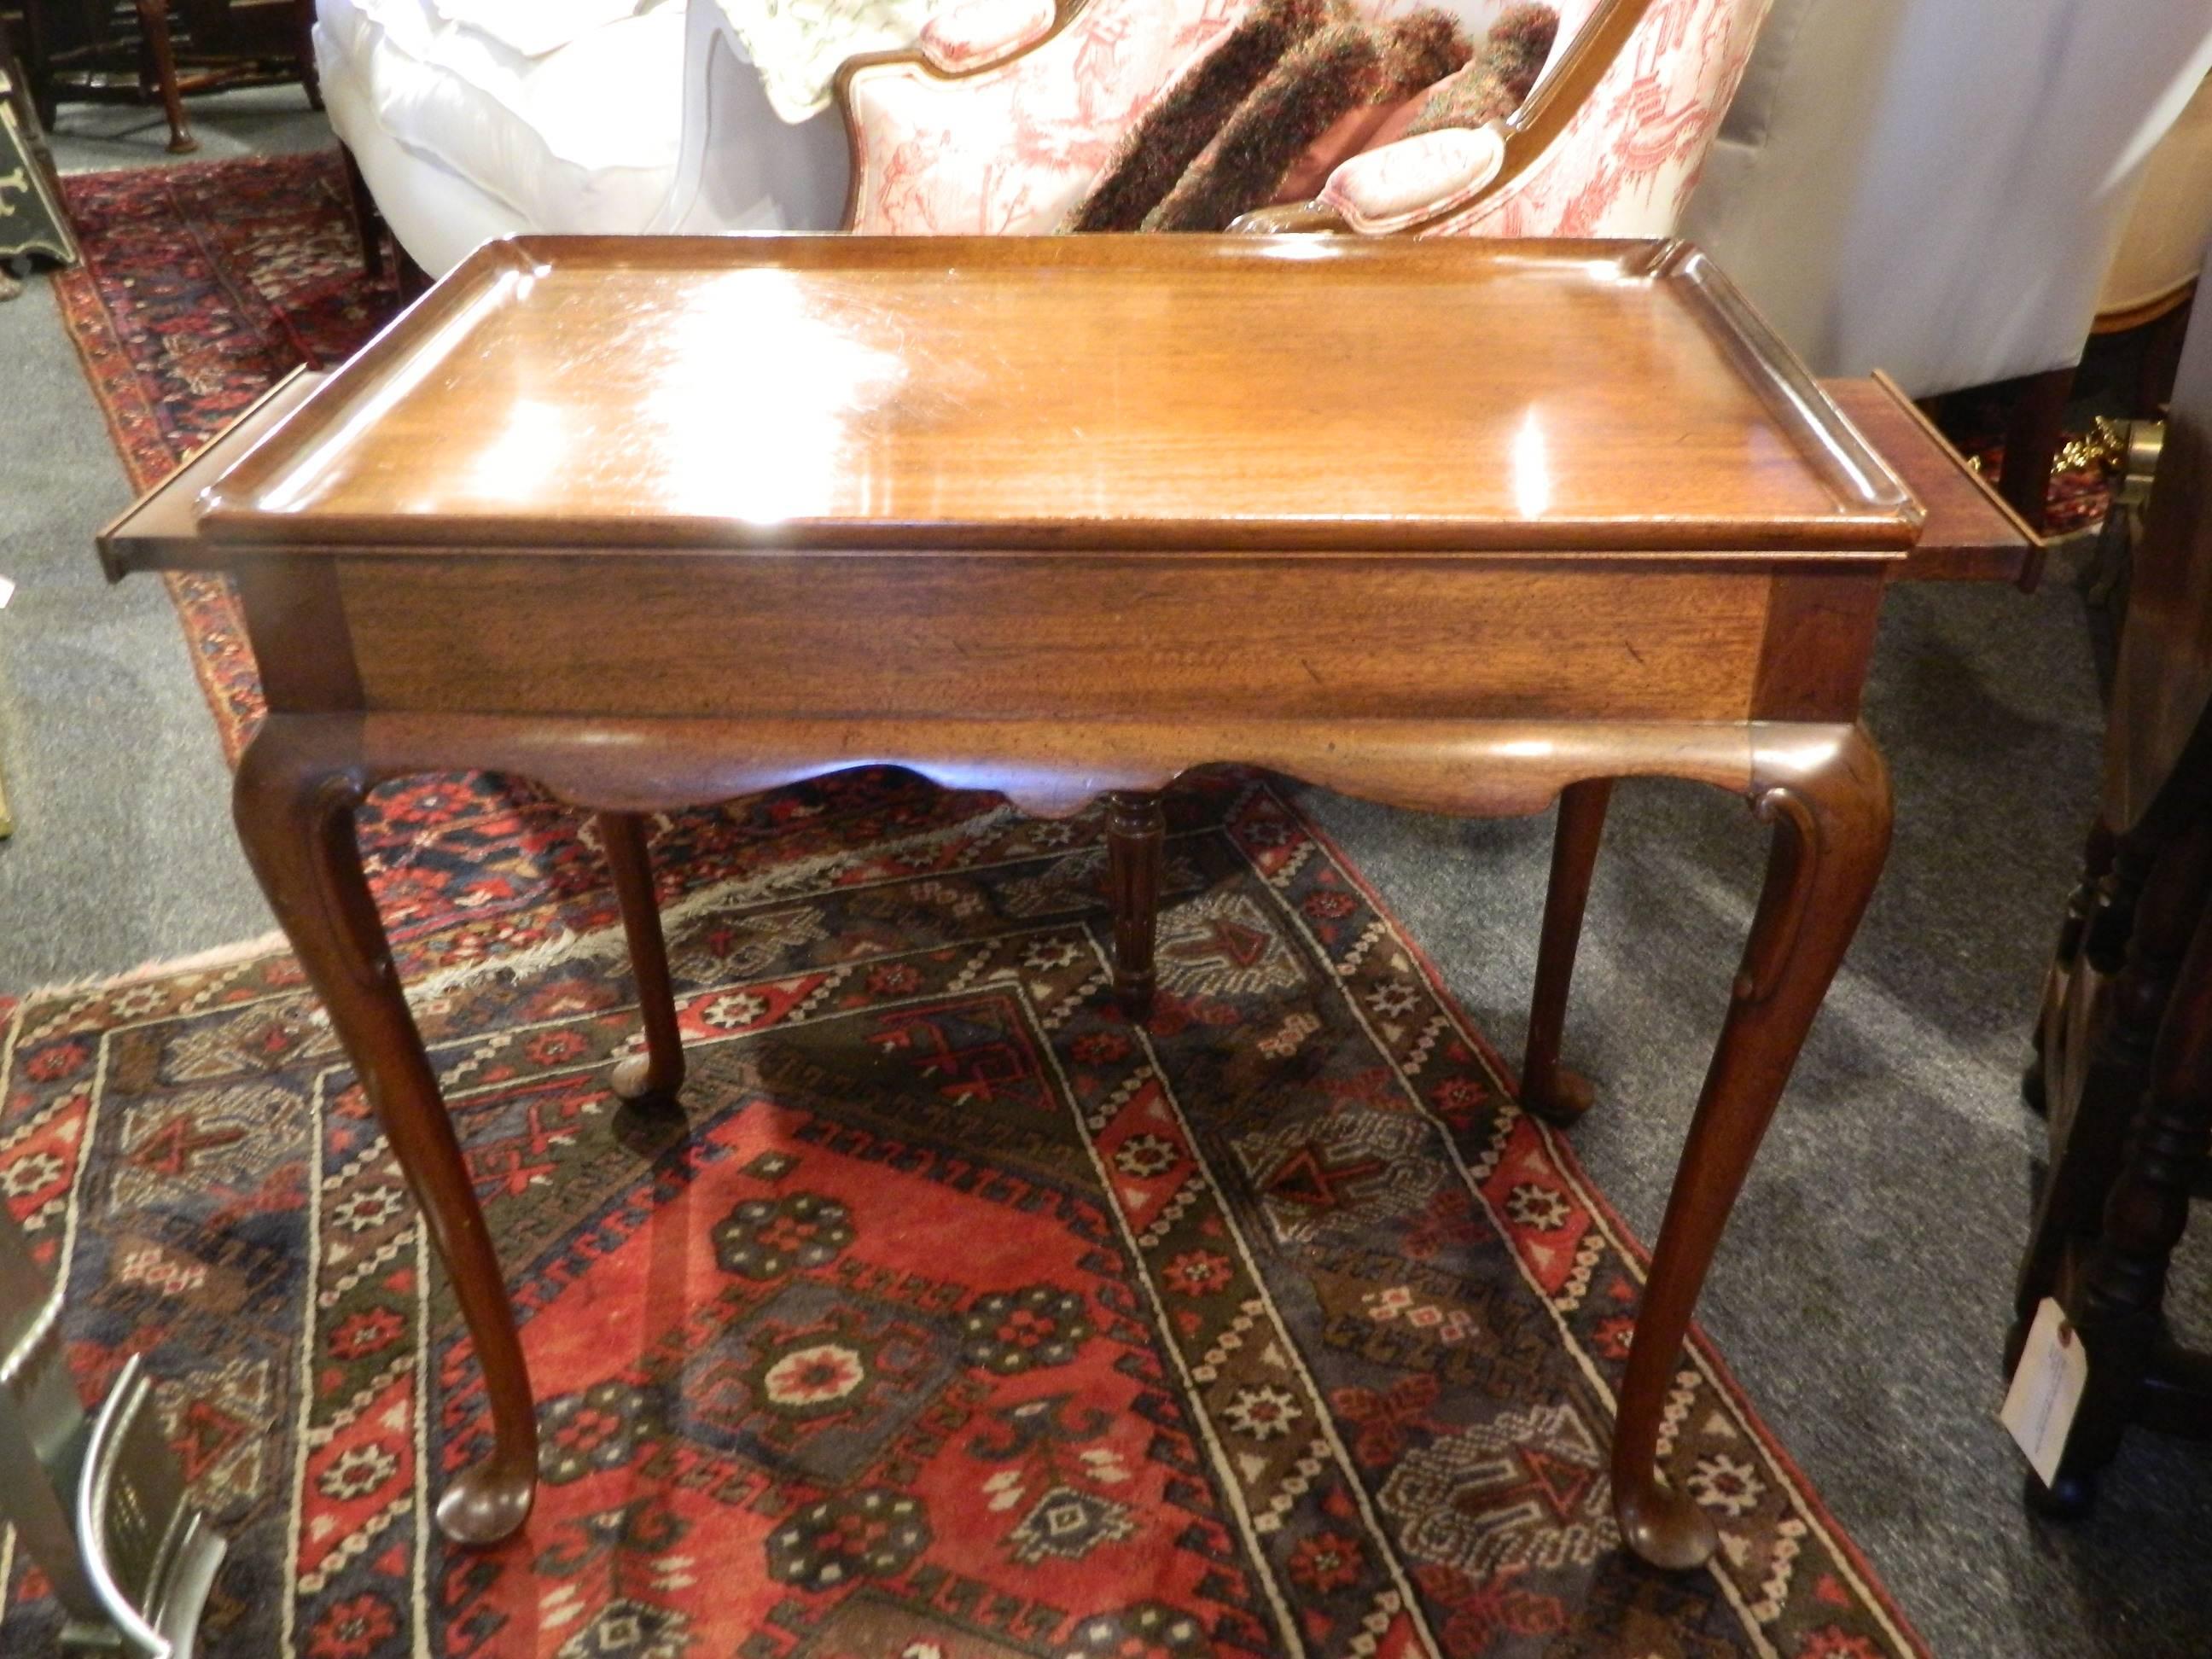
left=1681, top=0, right=2212, bottom=397
left=317, top=0, right=848, bottom=276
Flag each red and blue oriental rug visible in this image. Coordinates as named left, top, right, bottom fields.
left=9, top=151, right=1930, bottom=1656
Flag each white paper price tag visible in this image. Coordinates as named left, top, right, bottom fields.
left=2000, top=1296, right=2088, bottom=1487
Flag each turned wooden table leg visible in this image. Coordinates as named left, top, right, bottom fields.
left=1611, top=727, right=1890, bottom=1570
left=234, top=719, right=536, bottom=1546
left=2014, top=818, right=2212, bottom=1337
left=132, top=0, right=196, bottom=154
left=2026, top=818, right=2212, bottom=1522
left=1522, top=778, right=1611, bottom=1126
left=599, top=811, right=685, bottom=1110
left=2024, top=818, right=2116, bottom=1115
left=1107, top=791, right=1165, bottom=1019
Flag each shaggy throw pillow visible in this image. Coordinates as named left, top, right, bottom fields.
left=1068, top=0, right=1470, bottom=234
left=1402, top=2, right=1557, bottom=137
left=1144, top=9, right=1469, bottom=231
left=1065, top=0, right=1331, bottom=233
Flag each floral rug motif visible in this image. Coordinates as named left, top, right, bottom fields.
left=0, top=772, right=1924, bottom=1656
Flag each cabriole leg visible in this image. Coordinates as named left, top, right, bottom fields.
left=1108, top=791, right=1165, bottom=1019
left=1522, top=778, right=1612, bottom=1126
left=1611, top=726, right=1891, bottom=1569
left=599, top=811, right=686, bottom=1109
left=234, top=718, right=536, bottom=1546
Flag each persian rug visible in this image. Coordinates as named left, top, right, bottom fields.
left=0, top=772, right=1925, bottom=1656
left=55, top=150, right=402, bottom=762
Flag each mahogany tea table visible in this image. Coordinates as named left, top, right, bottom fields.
left=98, top=235, right=2033, bottom=1571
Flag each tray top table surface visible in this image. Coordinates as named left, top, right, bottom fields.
left=181, top=235, right=1920, bottom=559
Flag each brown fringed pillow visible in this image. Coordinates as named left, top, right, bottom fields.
left=1401, top=1, right=1557, bottom=137
left=1146, top=10, right=1469, bottom=231
left=1068, top=0, right=1471, bottom=234
left=1065, top=0, right=1330, bottom=233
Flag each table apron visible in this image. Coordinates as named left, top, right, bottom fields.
left=234, top=553, right=1886, bottom=727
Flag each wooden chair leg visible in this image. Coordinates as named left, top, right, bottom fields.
left=131, top=0, right=196, bottom=154
left=599, top=811, right=685, bottom=1109
left=1999, top=365, right=2075, bottom=533
left=1521, top=778, right=1611, bottom=1126
left=339, top=143, right=384, bottom=282
left=1610, top=727, right=1890, bottom=1570
left=2013, top=818, right=2212, bottom=1388
left=294, top=0, right=323, bottom=109
left=233, top=719, right=535, bottom=1546
left=2040, top=845, right=2212, bottom=1515
left=1107, top=791, right=1164, bottom=1019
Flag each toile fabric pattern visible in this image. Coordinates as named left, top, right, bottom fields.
left=1420, top=0, right=1771, bottom=237
left=0, top=769, right=1929, bottom=1657
left=845, top=0, right=1255, bottom=232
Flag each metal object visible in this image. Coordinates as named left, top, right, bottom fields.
left=0, top=1205, right=224, bottom=1656
left=76, top=1357, right=226, bottom=1659
left=2118, top=417, right=2166, bottom=512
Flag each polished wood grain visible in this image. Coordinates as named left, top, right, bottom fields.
left=1613, top=723, right=1890, bottom=1568
left=190, top=236, right=1919, bottom=557
left=231, top=719, right=538, bottom=1545
left=104, top=237, right=1922, bottom=1575
left=335, top=556, right=1777, bottom=722
left=96, top=364, right=319, bottom=575
left=1822, top=374, right=2042, bottom=587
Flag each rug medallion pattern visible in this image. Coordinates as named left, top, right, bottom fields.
left=3, top=774, right=1921, bottom=1656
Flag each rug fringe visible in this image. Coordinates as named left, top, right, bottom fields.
left=15, top=928, right=291, bottom=1005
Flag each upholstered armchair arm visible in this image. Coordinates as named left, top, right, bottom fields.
left=913, top=0, right=1062, bottom=74
left=1234, top=0, right=1660, bottom=237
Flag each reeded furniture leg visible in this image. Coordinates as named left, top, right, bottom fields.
left=234, top=718, right=536, bottom=1546
left=1611, top=727, right=1891, bottom=1569
left=132, top=0, right=195, bottom=154
left=599, top=811, right=685, bottom=1109
left=1107, top=791, right=1164, bottom=1019
left=1522, top=778, right=1611, bottom=1126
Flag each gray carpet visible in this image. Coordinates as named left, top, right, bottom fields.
left=5, top=83, right=2209, bottom=1659
left=0, top=89, right=327, bottom=988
